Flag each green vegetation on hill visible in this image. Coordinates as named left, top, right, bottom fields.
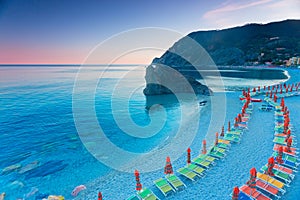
left=153, top=19, right=300, bottom=66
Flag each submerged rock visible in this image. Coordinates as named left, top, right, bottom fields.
left=1, top=164, right=22, bottom=175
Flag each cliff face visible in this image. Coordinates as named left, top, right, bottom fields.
left=143, top=20, right=299, bottom=95
left=143, top=63, right=212, bottom=95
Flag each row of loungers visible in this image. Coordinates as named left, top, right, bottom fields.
left=128, top=95, right=252, bottom=200
left=238, top=93, right=299, bottom=200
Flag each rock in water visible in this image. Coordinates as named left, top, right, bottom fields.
left=143, top=63, right=212, bottom=96
left=1, top=164, right=22, bottom=175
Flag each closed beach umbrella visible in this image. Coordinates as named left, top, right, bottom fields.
left=281, top=98, right=285, bottom=107
left=228, top=121, right=231, bottom=132
left=286, top=137, right=292, bottom=152
left=202, top=140, right=207, bottom=154
left=187, top=148, right=191, bottom=164
left=258, top=86, right=260, bottom=92
left=164, top=156, right=173, bottom=175
left=221, top=126, right=224, bottom=137
left=270, top=91, right=273, bottom=98
left=215, top=132, right=219, bottom=146
left=276, top=146, right=284, bottom=164
left=265, top=157, right=275, bottom=177
left=253, top=87, right=256, bottom=92
left=134, top=170, right=142, bottom=191
left=264, top=85, right=266, bottom=90
left=248, top=168, right=257, bottom=189
left=98, top=192, right=102, bottom=200
left=232, top=186, right=239, bottom=200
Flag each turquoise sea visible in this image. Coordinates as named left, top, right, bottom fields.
left=0, top=65, right=299, bottom=200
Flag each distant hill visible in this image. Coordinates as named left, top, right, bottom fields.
left=153, top=19, right=300, bottom=66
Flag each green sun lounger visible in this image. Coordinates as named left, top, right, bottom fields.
left=212, top=146, right=226, bottom=153
left=186, top=163, right=205, bottom=175
left=223, top=134, right=240, bottom=143
left=127, top=195, right=140, bottom=200
left=165, top=174, right=185, bottom=190
left=216, top=142, right=229, bottom=149
left=208, top=150, right=225, bottom=159
left=192, top=155, right=215, bottom=168
left=226, top=130, right=242, bottom=136
left=153, top=178, right=175, bottom=196
left=137, top=188, right=160, bottom=200
left=261, top=166, right=291, bottom=183
left=273, top=137, right=286, bottom=145
left=177, top=167, right=199, bottom=181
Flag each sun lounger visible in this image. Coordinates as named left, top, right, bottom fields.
left=192, top=157, right=213, bottom=168
left=256, top=179, right=282, bottom=197
left=218, top=139, right=231, bottom=145
left=137, top=188, right=160, bottom=200
left=223, top=134, right=240, bottom=143
left=165, top=174, right=185, bottom=191
left=216, top=142, right=229, bottom=149
left=240, top=185, right=271, bottom=200
left=256, top=172, right=285, bottom=192
left=177, top=167, right=199, bottom=181
left=212, top=146, right=226, bottom=153
left=261, top=166, right=291, bottom=183
left=273, top=164, right=294, bottom=175
left=153, top=178, right=175, bottom=196
left=196, top=154, right=217, bottom=162
left=273, top=137, right=286, bottom=145
left=186, top=163, right=205, bottom=175
left=238, top=191, right=253, bottom=200
left=127, top=195, right=140, bottom=200
left=208, top=149, right=225, bottom=159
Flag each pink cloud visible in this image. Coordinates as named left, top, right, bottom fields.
left=203, top=0, right=274, bottom=19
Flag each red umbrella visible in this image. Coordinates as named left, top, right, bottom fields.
left=281, top=98, right=285, bottom=107
left=215, top=132, right=219, bottom=146
left=228, top=121, right=231, bottom=132
left=134, top=170, right=142, bottom=191
left=265, top=157, right=275, bottom=177
left=234, top=117, right=238, bottom=128
left=202, top=140, right=207, bottom=154
left=98, top=192, right=102, bottom=200
left=164, top=156, right=173, bottom=175
left=268, top=86, right=270, bottom=90
left=270, top=91, right=273, bottom=98
left=187, top=148, right=191, bottom=164
left=286, top=137, right=292, bottom=153
left=258, top=86, right=260, bottom=92
left=247, top=168, right=257, bottom=189
left=276, top=146, right=284, bottom=164
left=253, top=87, right=256, bottom=92
left=264, top=85, right=266, bottom=90
left=232, top=186, right=239, bottom=200
left=220, top=126, right=224, bottom=137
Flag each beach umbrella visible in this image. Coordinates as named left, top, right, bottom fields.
left=253, top=87, right=256, bottom=92
left=234, top=118, right=238, bottom=128
left=187, top=148, right=191, bottom=164
left=228, top=121, right=231, bottom=132
left=232, top=187, right=239, bottom=200
left=266, top=91, right=269, bottom=97
left=274, top=95, right=277, bottom=102
left=202, top=140, right=207, bottom=154
left=264, top=86, right=266, bottom=90
left=265, top=157, right=275, bottom=177
left=258, top=86, right=260, bottom=92
left=98, top=192, right=102, bottom=200
left=281, top=98, right=285, bottom=107
left=134, top=170, right=142, bottom=191
left=270, top=91, right=273, bottom=98
left=268, top=86, right=270, bottom=90
left=286, top=88, right=288, bottom=93
left=272, top=85, right=275, bottom=90
left=164, top=156, right=173, bottom=175
left=221, top=126, right=224, bottom=137
left=290, top=87, right=293, bottom=92
left=238, top=114, right=242, bottom=123
left=286, top=137, right=292, bottom=152
left=215, top=132, right=219, bottom=146
left=246, top=167, right=257, bottom=196
left=276, top=146, right=284, bottom=164
left=247, top=88, right=250, bottom=94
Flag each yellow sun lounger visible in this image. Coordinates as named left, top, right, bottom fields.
left=257, top=172, right=285, bottom=192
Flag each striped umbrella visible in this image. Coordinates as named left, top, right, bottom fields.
left=134, top=170, right=142, bottom=191
left=98, top=192, right=102, bottom=200
left=215, top=132, right=218, bottom=146
left=276, top=146, right=284, bottom=164
left=164, top=156, right=173, bottom=175
left=202, top=140, right=207, bottom=154
left=187, top=148, right=191, bottom=164
left=232, top=186, right=239, bottom=200
left=265, top=157, right=275, bottom=177
left=286, top=137, right=293, bottom=153
left=220, top=126, right=224, bottom=137
left=248, top=168, right=257, bottom=189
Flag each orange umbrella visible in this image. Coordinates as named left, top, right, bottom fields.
left=202, top=140, right=207, bottom=154
left=134, top=170, right=142, bottom=191
left=187, top=148, right=191, bottom=164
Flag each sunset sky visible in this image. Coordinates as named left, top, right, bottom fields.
left=0, top=0, right=299, bottom=64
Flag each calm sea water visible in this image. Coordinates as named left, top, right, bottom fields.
left=0, top=66, right=299, bottom=200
